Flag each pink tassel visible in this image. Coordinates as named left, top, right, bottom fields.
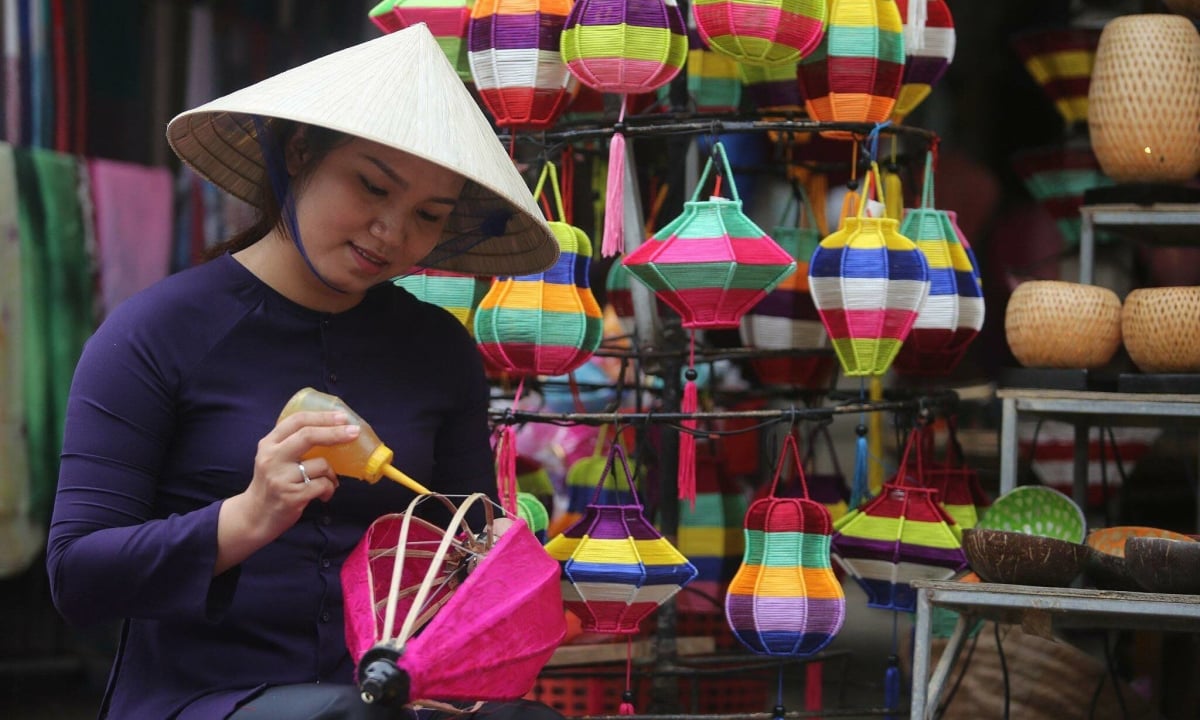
left=496, top=425, right=518, bottom=517
left=619, top=692, right=636, bottom=716
left=602, top=130, right=626, bottom=257
left=678, top=370, right=697, bottom=510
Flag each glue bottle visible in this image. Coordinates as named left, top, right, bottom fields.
left=277, top=387, right=431, bottom=494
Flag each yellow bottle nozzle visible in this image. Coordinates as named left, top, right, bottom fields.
left=382, top=464, right=432, bottom=495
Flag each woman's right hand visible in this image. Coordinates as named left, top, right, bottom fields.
left=214, top=410, right=361, bottom=574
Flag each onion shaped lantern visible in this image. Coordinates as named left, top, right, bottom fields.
left=808, top=163, right=930, bottom=376
left=394, top=269, right=490, bottom=333
left=892, top=152, right=984, bottom=376
left=468, top=0, right=577, bottom=130
left=473, top=162, right=603, bottom=377
left=370, top=0, right=474, bottom=82
left=892, top=0, right=955, bottom=123
left=693, top=0, right=827, bottom=66
left=797, top=0, right=904, bottom=138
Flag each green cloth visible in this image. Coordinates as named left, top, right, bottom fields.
left=15, top=146, right=94, bottom=523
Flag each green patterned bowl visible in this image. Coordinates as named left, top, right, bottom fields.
left=976, top=486, right=1086, bottom=542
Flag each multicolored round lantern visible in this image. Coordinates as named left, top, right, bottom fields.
left=560, top=0, right=687, bottom=256
left=468, top=0, right=577, bottom=130
left=726, top=434, right=845, bottom=656
left=1011, top=26, right=1101, bottom=129
left=693, top=0, right=827, bottom=66
left=370, top=0, right=474, bottom=82
left=891, top=152, right=983, bottom=376
left=1011, top=139, right=1112, bottom=249
left=808, top=163, right=930, bottom=377
left=739, top=62, right=802, bottom=113
left=797, top=0, right=904, bottom=138
left=892, top=0, right=954, bottom=123
left=394, top=269, right=490, bottom=332
left=474, top=163, right=603, bottom=377
left=670, top=15, right=743, bottom=112
left=545, top=442, right=698, bottom=634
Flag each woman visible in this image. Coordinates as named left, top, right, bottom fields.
left=46, top=25, right=563, bottom=720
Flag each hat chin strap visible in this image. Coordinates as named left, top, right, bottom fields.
left=253, top=115, right=345, bottom=295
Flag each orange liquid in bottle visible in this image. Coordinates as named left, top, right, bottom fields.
left=277, top=387, right=430, bottom=494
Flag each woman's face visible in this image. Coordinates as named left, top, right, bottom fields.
left=288, top=134, right=466, bottom=296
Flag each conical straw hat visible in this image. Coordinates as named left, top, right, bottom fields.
left=166, top=23, right=557, bottom=277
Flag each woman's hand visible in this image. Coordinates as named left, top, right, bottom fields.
left=214, top=410, right=361, bottom=574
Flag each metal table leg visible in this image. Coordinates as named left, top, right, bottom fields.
left=1000, top=397, right=1018, bottom=495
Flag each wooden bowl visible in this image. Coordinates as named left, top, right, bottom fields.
left=1005, top=281, right=1122, bottom=369
left=1084, top=526, right=1195, bottom=590
left=1125, top=536, right=1200, bottom=594
left=963, top=528, right=1090, bottom=587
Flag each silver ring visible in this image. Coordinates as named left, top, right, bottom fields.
left=298, top=462, right=312, bottom=485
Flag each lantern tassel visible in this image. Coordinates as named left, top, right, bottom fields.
left=850, top=422, right=870, bottom=509
left=678, top=333, right=698, bottom=509
left=602, top=98, right=629, bottom=257
left=883, top=166, right=903, bottom=221
left=884, top=653, right=901, bottom=719
left=496, top=424, right=519, bottom=518
left=619, top=638, right=636, bottom=714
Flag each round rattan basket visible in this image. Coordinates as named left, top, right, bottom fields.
left=1005, top=281, right=1122, bottom=369
left=1163, top=0, right=1200, bottom=19
left=1087, top=14, right=1200, bottom=183
left=1121, top=286, right=1200, bottom=373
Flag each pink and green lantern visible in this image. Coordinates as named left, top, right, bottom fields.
left=892, top=152, right=984, bottom=376
left=693, top=0, right=827, bottom=66
left=808, top=163, right=930, bottom=376
left=892, top=0, right=955, bottom=123
left=468, top=0, right=577, bottom=130
left=370, top=0, right=475, bottom=82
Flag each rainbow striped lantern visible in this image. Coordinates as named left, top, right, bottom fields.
left=739, top=183, right=832, bottom=389
left=468, top=0, right=576, bottom=130
left=808, top=163, right=929, bottom=376
left=474, top=162, right=603, bottom=376
left=622, top=141, right=796, bottom=506
left=677, top=442, right=747, bottom=615
left=892, top=152, right=983, bottom=376
left=892, top=0, right=955, bottom=123
left=561, top=0, right=687, bottom=256
left=669, top=12, right=743, bottom=112
left=545, top=442, right=698, bottom=633
left=394, top=269, right=490, bottom=333
left=832, top=427, right=966, bottom=611
left=797, top=0, right=904, bottom=139
left=726, top=433, right=845, bottom=656
left=693, top=0, right=827, bottom=66
left=1011, top=26, right=1101, bottom=129
left=369, top=0, right=474, bottom=82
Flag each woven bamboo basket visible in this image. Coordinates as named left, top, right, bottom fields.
left=1004, top=281, right=1122, bottom=369
left=1163, top=0, right=1200, bottom=19
left=1121, top=286, right=1200, bottom=373
left=1087, top=14, right=1200, bottom=183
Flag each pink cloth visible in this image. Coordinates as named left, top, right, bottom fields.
left=87, top=158, right=173, bottom=316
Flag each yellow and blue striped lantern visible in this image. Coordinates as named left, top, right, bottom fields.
left=545, top=443, right=698, bottom=634
left=726, top=434, right=845, bottom=655
left=797, top=0, right=904, bottom=138
left=474, top=164, right=602, bottom=376
left=369, top=0, right=475, bottom=82
left=621, top=142, right=797, bottom=330
left=892, top=0, right=954, bottom=123
left=468, top=0, right=577, bottom=130
left=1011, top=26, right=1100, bottom=128
left=693, top=0, right=827, bottom=67
left=560, top=0, right=688, bottom=95
left=831, top=429, right=966, bottom=612
left=394, top=269, right=490, bottom=332
left=892, top=153, right=983, bottom=376
left=808, top=164, right=929, bottom=376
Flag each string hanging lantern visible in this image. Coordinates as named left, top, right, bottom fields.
left=474, top=162, right=603, bottom=377
left=622, top=141, right=796, bottom=507
left=560, top=0, right=688, bottom=256
left=693, top=0, right=827, bottom=66
left=796, top=0, right=905, bottom=139
left=468, top=0, right=577, bottom=131
left=369, top=0, right=475, bottom=82
left=393, top=269, right=490, bottom=333
left=891, top=0, right=954, bottom=123
left=891, top=150, right=984, bottom=376
left=808, top=162, right=929, bottom=376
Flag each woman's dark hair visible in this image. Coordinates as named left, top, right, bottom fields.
left=203, top=121, right=349, bottom=260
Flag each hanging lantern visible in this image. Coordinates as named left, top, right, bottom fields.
left=911, top=420, right=990, bottom=531
left=370, top=0, right=475, bottom=82
left=1012, top=139, right=1112, bottom=249
left=693, top=0, right=827, bottom=66
left=494, top=425, right=553, bottom=544
left=561, top=0, right=687, bottom=256
left=739, top=62, right=803, bottom=114
left=672, top=11, right=743, bottom=113
left=1011, top=26, right=1101, bottom=129
left=474, top=162, right=602, bottom=376
left=604, top=261, right=638, bottom=337
left=394, top=269, right=490, bottom=332
left=808, top=163, right=929, bottom=376
left=892, top=0, right=955, bottom=123
left=468, top=0, right=577, bottom=130
left=677, top=439, right=746, bottom=615
left=740, top=182, right=834, bottom=389
left=831, top=428, right=967, bottom=612
left=726, top=433, right=845, bottom=656
left=545, top=443, right=698, bottom=634
left=891, top=151, right=984, bottom=376
left=797, top=0, right=904, bottom=138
